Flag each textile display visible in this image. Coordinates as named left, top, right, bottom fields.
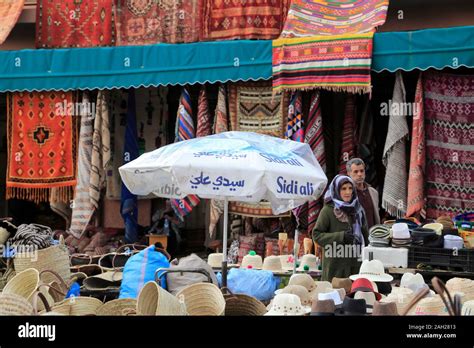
left=6, top=91, right=78, bottom=203
left=90, top=91, right=111, bottom=209
left=171, top=88, right=200, bottom=220
left=357, top=96, right=376, bottom=186
left=69, top=93, right=95, bottom=239
left=196, top=86, right=212, bottom=138
left=305, top=91, right=326, bottom=233
left=382, top=72, right=409, bottom=218
left=229, top=201, right=291, bottom=218
left=281, top=0, right=389, bottom=37
left=286, top=91, right=304, bottom=142
left=202, top=0, right=290, bottom=40
left=406, top=74, right=426, bottom=218
left=106, top=87, right=168, bottom=199
left=273, top=0, right=388, bottom=94
left=115, top=0, right=202, bottom=45
left=339, top=95, right=356, bottom=175
left=229, top=81, right=288, bottom=138
left=214, top=85, right=229, bottom=134
left=0, top=0, right=25, bottom=45
left=272, top=33, right=375, bottom=94
left=424, top=72, right=474, bottom=218
left=36, top=0, right=116, bottom=48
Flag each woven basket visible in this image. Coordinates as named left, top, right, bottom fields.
left=222, top=288, right=267, bottom=316
left=0, top=293, right=34, bottom=315
left=48, top=297, right=103, bottom=316
left=176, top=283, right=225, bottom=316
left=96, top=298, right=137, bottom=316
left=137, top=281, right=187, bottom=316
left=14, top=235, right=71, bottom=284
left=2, top=268, right=40, bottom=302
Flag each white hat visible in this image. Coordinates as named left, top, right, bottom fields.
left=241, top=253, right=263, bottom=270
left=289, top=274, right=316, bottom=292
left=274, top=285, right=311, bottom=306
left=443, top=235, right=464, bottom=249
left=392, top=223, right=411, bottom=239
left=279, top=255, right=295, bottom=271
left=354, top=291, right=376, bottom=313
left=262, top=256, right=283, bottom=272
left=462, top=300, right=474, bottom=316
left=350, top=260, right=393, bottom=282
left=297, top=254, right=319, bottom=272
left=264, top=294, right=311, bottom=316
left=318, top=290, right=343, bottom=306
left=400, top=273, right=425, bottom=289
left=207, top=253, right=223, bottom=268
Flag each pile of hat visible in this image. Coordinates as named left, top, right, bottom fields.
left=391, top=223, right=412, bottom=248
left=446, top=278, right=474, bottom=302
left=368, top=225, right=391, bottom=247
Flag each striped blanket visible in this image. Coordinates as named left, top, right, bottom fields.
left=273, top=33, right=374, bottom=94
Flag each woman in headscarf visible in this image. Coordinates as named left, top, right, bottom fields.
left=313, top=175, right=369, bottom=281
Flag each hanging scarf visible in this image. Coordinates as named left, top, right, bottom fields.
left=382, top=72, right=409, bottom=218
left=214, top=84, right=228, bottom=134
left=196, top=86, right=212, bottom=137
left=324, top=175, right=365, bottom=246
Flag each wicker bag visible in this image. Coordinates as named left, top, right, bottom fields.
left=96, top=298, right=137, bottom=316
left=46, top=297, right=103, bottom=316
left=14, top=235, right=71, bottom=284
left=2, top=268, right=40, bottom=302
left=222, top=287, right=267, bottom=316
left=0, top=293, right=34, bottom=315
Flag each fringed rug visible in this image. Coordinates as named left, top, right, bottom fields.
left=36, top=0, right=116, bottom=48
left=424, top=72, right=474, bottom=218
left=7, top=91, right=78, bottom=203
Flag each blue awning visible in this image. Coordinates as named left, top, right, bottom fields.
left=1, top=26, right=474, bottom=92
left=372, top=25, right=474, bottom=72
left=0, top=40, right=272, bottom=92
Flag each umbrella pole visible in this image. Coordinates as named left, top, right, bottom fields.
left=222, top=197, right=229, bottom=288
left=293, top=228, right=299, bottom=275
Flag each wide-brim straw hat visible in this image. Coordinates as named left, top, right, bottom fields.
left=275, top=285, right=311, bottom=306
left=240, top=254, right=263, bottom=270
left=0, top=293, right=34, bottom=315
left=411, top=295, right=448, bottom=316
left=262, top=256, right=283, bottom=272
left=137, top=281, right=187, bottom=316
left=96, top=298, right=137, bottom=316
left=350, top=260, right=393, bottom=282
left=176, top=283, right=225, bottom=316
left=297, top=254, right=319, bottom=272
left=2, top=268, right=40, bottom=303
left=288, top=274, right=316, bottom=292
left=265, top=294, right=311, bottom=316
left=207, top=253, right=224, bottom=268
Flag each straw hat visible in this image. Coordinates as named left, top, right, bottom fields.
left=354, top=291, right=376, bottom=313
left=207, top=253, right=223, bottom=268
left=400, top=273, right=425, bottom=289
left=297, top=254, right=319, bottom=272
left=288, top=274, right=316, bottom=292
left=241, top=252, right=263, bottom=270
left=310, top=299, right=336, bottom=316
left=2, top=268, right=40, bottom=303
left=279, top=255, right=295, bottom=271
left=318, top=290, right=343, bottom=306
left=332, top=278, right=352, bottom=293
left=372, top=301, right=398, bottom=316
left=275, top=285, right=311, bottom=306
left=262, top=256, right=283, bottom=272
left=137, top=281, right=187, bottom=316
left=350, top=260, right=393, bottom=282
left=264, top=294, right=311, bottom=316
left=382, top=288, right=414, bottom=314
left=462, top=300, right=474, bottom=316
left=446, top=278, right=474, bottom=302
left=412, top=295, right=448, bottom=316
left=176, top=283, right=225, bottom=316
left=423, top=223, right=443, bottom=236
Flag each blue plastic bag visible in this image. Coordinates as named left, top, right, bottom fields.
left=216, top=268, right=280, bottom=301
left=119, top=245, right=170, bottom=299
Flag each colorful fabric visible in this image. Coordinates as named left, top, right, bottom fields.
left=281, top=0, right=389, bottom=37
left=121, top=90, right=139, bottom=243
left=407, top=74, right=426, bottom=218
left=0, top=0, right=25, bottom=45
left=382, top=72, right=409, bottom=218
left=6, top=91, right=78, bottom=203
left=36, top=0, right=116, bottom=48
left=238, top=235, right=257, bottom=263
left=115, top=0, right=202, bottom=45
left=339, top=95, right=356, bottom=175
left=273, top=33, right=374, bottom=94
left=286, top=91, right=304, bottom=142
left=202, top=0, right=290, bottom=40
left=90, top=91, right=111, bottom=209
left=106, top=88, right=168, bottom=199
left=229, top=201, right=291, bottom=218
left=70, top=93, right=94, bottom=239
left=305, top=91, right=325, bottom=233
left=214, top=85, right=228, bottom=134
left=424, top=72, right=474, bottom=218
left=229, top=81, right=288, bottom=137
left=196, top=86, right=212, bottom=138
left=172, top=88, right=200, bottom=220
